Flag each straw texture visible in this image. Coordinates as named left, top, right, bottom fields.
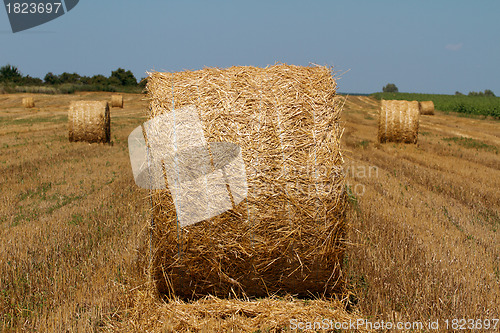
left=145, top=64, right=347, bottom=299
left=22, top=97, right=35, bottom=108
left=419, top=100, right=435, bottom=115
left=68, top=101, right=110, bottom=143
left=378, top=100, right=420, bottom=144
left=111, top=95, right=124, bottom=108
left=106, top=294, right=369, bottom=332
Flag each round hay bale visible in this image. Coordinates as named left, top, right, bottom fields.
left=145, top=64, right=347, bottom=299
left=22, top=97, right=35, bottom=108
left=419, top=100, right=434, bottom=115
left=68, top=101, right=110, bottom=143
left=111, top=95, right=123, bottom=108
left=378, top=100, right=420, bottom=144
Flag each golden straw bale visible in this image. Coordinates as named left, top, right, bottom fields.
left=419, top=100, right=435, bottom=115
left=111, top=95, right=123, bottom=108
left=22, top=97, right=35, bottom=108
left=378, top=100, right=420, bottom=144
left=145, top=64, right=347, bottom=299
left=68, top=101, right=110, bottom=143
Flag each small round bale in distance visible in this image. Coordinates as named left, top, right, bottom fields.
left=22, top=97, right=35, bottom=108
left=68, top=101, right=110, bottom=143
left=146, top=64, right=347, bottom=300
left=111, top=95, right=123, bottom=108
left=378, top=100, right=420, bottom=144
left=419, top=100, right=435, bottom=115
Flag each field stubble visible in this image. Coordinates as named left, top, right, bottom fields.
left=0, top=93, right=498, bottom=332
left=0, top=93, right=149, bottom=331
left=342, top=95, right=500, bottom=325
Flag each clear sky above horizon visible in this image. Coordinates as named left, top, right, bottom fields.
left=1, top=0, right=499, bottom=95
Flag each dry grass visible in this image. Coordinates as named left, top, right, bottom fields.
left=1, top=92, right=499, bottom=332
left=0, top=92, right=148, bottom=332
left=342, top=95, right=500, bottom=326
left=106, top=290, right=368, bottom=332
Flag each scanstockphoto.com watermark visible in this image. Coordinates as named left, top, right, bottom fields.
left=244, top=164, right=379, bottom=198
left=344, top=164, right=378, bottom=197
left=290, top=318, right=499, bottom=331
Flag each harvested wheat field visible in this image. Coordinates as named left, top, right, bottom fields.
left=0, top=92, right=499, bottom=332
left=342, top=95, right=499, bottom=329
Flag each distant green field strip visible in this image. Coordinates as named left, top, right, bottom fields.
left=0, top=115, right=67, bottom=126
left=371, top=93, right=500, bottom=118
left=442, top=137, right=498, bottom=153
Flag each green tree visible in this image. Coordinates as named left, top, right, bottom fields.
left=382, top=83, right=398, bottom=93
left=110, top=68, right=137, bottom=86
left=484, top=89, right=495, bottom=97
left=138, top=77, right=148, bottom=89
left=21, top=75, right=43, bottom=85
left=455, top=91, right=464, bottom=96
left=0, top=64, right=22, bottom=82
left=59, top=72, right=81, bottom=84
left=91, top=74, right=109, bottom=85
left=107, top=76, right=121, bottom=86
left=79, top=76, right=92, bottom=85
left=44, top=72, right=60, bottom=85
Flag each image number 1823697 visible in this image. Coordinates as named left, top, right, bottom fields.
left=3, top=0, right=79, bottom=33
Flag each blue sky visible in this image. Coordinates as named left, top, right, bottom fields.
left=1, top=0, right=499, bottom=94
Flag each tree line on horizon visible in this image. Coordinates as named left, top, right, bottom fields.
left=382, top=83, right=496, bottom=97
left=1, top=65, right=497, bottom=97
left=0, top=64, right=146, bottom=93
